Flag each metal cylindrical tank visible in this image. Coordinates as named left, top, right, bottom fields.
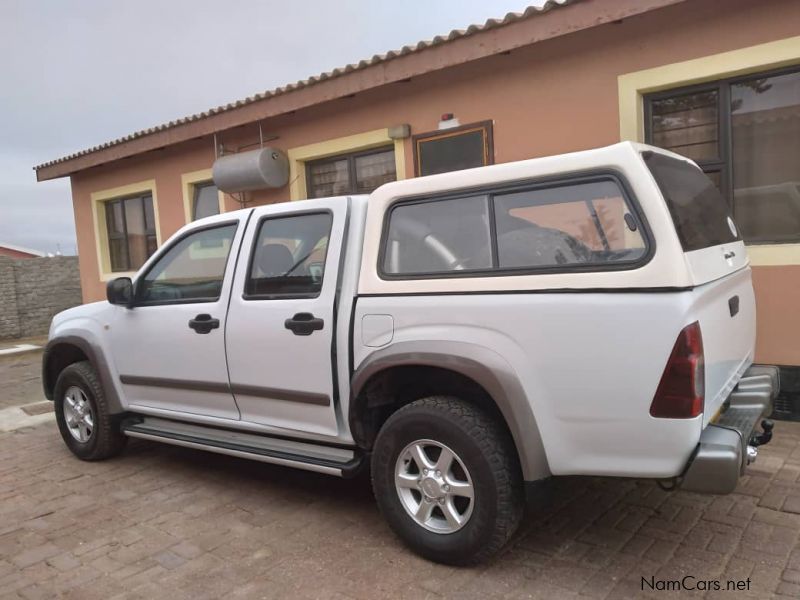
left=212, top=147, right=289, bottom=193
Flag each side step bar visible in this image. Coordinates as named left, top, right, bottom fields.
left=121, top=417, right=364, bottom=477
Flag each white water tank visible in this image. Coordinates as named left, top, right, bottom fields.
left=212, top=147, right=289, bottom=193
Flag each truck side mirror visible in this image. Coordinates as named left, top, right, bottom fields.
left=107, top=277, right=134, bottom=307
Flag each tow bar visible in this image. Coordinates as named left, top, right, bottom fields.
left=750, top=418, right=774, bottom=447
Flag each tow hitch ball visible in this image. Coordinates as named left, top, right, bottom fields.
left=750, top=419, right=774, bottom=447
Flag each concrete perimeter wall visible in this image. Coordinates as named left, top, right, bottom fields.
left=0, top=256, right=82, bottom=340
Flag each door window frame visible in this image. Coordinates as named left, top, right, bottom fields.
left=132, top=220, right=240, bottom=307
left=242, top=209, right=334, bottom=301
left=643, top=64, right=800, bottom=244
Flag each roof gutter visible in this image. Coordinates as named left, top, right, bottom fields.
left=35, top=0, right=687, bottom=182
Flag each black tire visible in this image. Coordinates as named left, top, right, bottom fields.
left=371, top=396, right=524, bottom=565
left=54, top=361, right=127, bottom=461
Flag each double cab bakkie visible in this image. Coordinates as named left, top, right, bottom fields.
left=43, top=142, right=777, bottom=564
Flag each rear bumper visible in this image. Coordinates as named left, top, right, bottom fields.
left=680, top=365, right=779, bottom=494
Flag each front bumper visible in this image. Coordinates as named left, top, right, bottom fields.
left=680, top=365, right=779, bottom=495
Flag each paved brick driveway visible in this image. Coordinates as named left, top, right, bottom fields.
left=0, top=351, right=45, bottom=411
left=3, top=419, right=800, bottom=599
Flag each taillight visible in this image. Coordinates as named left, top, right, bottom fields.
left=650, top=321, right=705, bottom=419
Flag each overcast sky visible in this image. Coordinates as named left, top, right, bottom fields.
left=0, top=0, right=546, bottom=255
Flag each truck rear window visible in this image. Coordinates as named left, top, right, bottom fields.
left=643, top=151, right=739, bottom=251
left=381, top=177, right=648, bottom=277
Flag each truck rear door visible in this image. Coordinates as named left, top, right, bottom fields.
left=644, top=151, right=755, bottom=423
left=224, top=196, right=349, bottom=437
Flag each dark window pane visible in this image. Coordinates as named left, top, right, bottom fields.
left=143, top=195, right=155, bottom=232
left=124, top=197, right=148, bottom=269
left=104, top=194, right=157, bottom=273
left=308, top=159, right=350, bottom=198
left=731, top=70, right=800, bottom=242
left=417, top=128, right=487, bottom=176
left=109, top=238, right=128, bottom=272
left=644, top=152, right=739, bottom=251
left=355, top=150, right=396, bottom=193
left=383, top=196, right=492, bottom=275
left=107, top=201, right=125, bottom=235
left=146, top=235, right=158, bottom=257
left=247, top=213, right=332, bottom=298
left=651, top=90, right=720, bottom=162
left=138, top=224, right=237, bottom=303
left=494, top=181, right=646, bottom=268
left=193, top=183, right=220, bottom=220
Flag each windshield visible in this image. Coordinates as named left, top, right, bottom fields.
left=643, top=151, right=739, bottom=251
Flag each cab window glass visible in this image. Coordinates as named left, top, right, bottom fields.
left=643, top=151, right=739, bottom=251
left=246, top=213, right=332, bottom=298
left=382, top=196, right=492, bottom=275
left=137, top=224, right=237, bottom=304
left=382, top=178, right=646, bottom=277
left=494, top=180, right=646, bottom=268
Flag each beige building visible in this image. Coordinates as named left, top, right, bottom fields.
left=35, top=0, right=800, bottom=401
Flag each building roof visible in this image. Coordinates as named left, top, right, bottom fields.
left=0, top=243, right=46, bottom=257
left=34, top=0, right=686, bottom=181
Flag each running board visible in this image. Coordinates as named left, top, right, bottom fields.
left=121, top=417, right=363, bottom=477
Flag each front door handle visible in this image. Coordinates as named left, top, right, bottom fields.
left=188, top=314, right=220, bottom=334
left=285, top=312, right=324, bottom=336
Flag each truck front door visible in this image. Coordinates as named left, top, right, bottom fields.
left=108, top=216, right=246, bottom=420
left=225, top=197, right=349, bottom=437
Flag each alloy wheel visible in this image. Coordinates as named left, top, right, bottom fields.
left=394, top=439, right=475, bottom=534
left=63, top=386, right=94, bottom=443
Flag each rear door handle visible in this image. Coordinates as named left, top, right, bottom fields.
left=188, top=314, right=220, bottom=334
left=285, top=312, right=324, bottom=336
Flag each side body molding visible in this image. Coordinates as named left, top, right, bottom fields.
left=42, top=335, right=125, bottom=414
left=351, top=340, right=551, bottom=481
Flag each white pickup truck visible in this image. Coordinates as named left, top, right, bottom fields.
left=43, top=142, right=777, bottom=564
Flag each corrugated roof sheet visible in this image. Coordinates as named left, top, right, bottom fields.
left=0, top=243, right=46, bottom=257
left=34, top=0, right=576, bottom=171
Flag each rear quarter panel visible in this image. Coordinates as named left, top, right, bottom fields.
left=354, top=293, right=704, bottom=479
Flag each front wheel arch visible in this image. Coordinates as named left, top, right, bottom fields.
left=43, top=336, right=124, bottom=413
left=43, top=342, right=89, bottom=400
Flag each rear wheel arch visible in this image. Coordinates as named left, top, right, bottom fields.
left=350, top=342, right=550, bottom=481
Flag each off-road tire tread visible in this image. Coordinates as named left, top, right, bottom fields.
left=372, top=396, right=524, bottom=565
left=54, top=361, right=126, bottom=461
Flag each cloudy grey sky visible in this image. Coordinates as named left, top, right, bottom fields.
left=0, top=0, right=544, bottom=255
